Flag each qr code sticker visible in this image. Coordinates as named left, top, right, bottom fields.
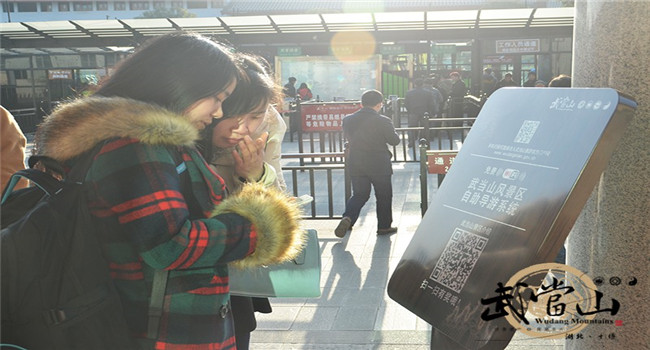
left=430, top=228, right=489, bottom=293
left=514, top=120, right=540, bottom=144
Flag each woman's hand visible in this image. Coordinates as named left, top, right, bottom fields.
left=233, top=132, right=269, bottom=181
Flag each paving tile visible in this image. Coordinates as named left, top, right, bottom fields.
left=256, top=305, right=302, bottom=330
left=290, top=306, right=339, bottom=331
left=374, top=305, right=419, bottom=331
left=304, top=287, right=353, bottom=307
left=342, top=287, right=385, bottom=308
left=330, top=306, right=379, bottom=331
left=253, top=138, right=566, bottom=349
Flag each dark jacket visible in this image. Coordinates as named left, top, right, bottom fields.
left=450, top=79, right=467, bottom=99
left=481, top=73, right=497, bottom=96
left=34, top=97, right=304, bottom=349
left=496, top=78, right=519, bottom=89
left=405, top=87, right=438, bottom=118
left=343, top=107, right=400, bottom=176
left=523, top=79, right=537, bottom=87
left=425, top=86, right=444, bottom=116
left=283, top=83, right=296, bottom=97
left=450, top=80, right=467, bottom=117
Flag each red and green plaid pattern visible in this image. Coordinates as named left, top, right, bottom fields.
left=84, top=138, right=255, bottom=349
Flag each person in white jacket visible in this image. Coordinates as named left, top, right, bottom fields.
left=209, top=105, right=287, bottom=193
left=202, top=52, right=287, bottom=350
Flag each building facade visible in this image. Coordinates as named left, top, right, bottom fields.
left=2, top=0, right=225, bottom=22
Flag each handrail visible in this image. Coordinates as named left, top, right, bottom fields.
left=282, top=164, right=349, bottom=219
left=282, top=152, right=344, bottom=159
left=428, top=117, right=477, bottom=123
left=9, top=108, right=37, bottom=117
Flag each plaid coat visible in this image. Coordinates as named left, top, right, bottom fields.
left=35, top=97, right=305, bottom=349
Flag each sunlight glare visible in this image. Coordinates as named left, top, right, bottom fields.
left=330, top=31, right=376, bottom=62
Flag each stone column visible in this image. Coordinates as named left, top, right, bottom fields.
left=567, top=1, right=649, bottom=349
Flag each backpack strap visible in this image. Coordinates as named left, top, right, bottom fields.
left=28, top=155, right=65, bottom=176
left=1, top=168, right=62, bottom=204
left=147, top=148, right=188, bottom=340
left=61, top=142, right=173, bottom=342
left=147, top=269, right=169, bottom=340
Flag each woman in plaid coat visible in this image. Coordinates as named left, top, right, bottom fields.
left=33, top=33, right=304, bottom=349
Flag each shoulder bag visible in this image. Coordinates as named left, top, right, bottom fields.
left=229, top=229, right=321, bottom=298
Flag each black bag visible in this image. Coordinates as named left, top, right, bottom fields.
left=0, top=149, right=140, bottom=349
left=1, top=160, right=63, bottom=228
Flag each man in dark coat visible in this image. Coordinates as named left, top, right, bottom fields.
left=523, top=70, right=537, bottom=87
left=424, top=77, right=444, bottom=113
left=404, top=78, right=438, bottom=147
left=480, top=67, right=497, bottom=97
left=449, top=71, right=467, bottom=126
left=496, top=72, right=520, bottom=89
left=283, top=77, right=297, bottom=98
left=335, top=90, right=401, bottom=237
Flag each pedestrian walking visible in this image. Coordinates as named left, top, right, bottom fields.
left=283, top=77, right=297, bottom=98
left=423, top=77, right=444, bottom=115
left=404, top=78, right=438, bottom=148
left=449, top=72, right=467, bottom=126
left=335, top=90, right=400, bottom=237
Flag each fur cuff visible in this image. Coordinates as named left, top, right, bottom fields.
left=211, top=182, right=305, bottom=269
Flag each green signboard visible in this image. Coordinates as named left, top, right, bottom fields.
left=431, top=44, right=457, bottom=55
left=278, top=46, right=302, bottom=56
left=380, top=45, right=406, bottom=55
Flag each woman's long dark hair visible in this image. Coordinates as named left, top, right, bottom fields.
left=220, top=53, right=282, bottom=118
left=95, top=32, right=240, bottom=114
left=198, top=52, right=282, bottom=160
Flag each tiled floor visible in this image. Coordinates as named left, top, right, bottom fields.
left=250, top=149, right=564, bottom=349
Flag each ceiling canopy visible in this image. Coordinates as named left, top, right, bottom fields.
left=0, top=7, right=574, bottom=55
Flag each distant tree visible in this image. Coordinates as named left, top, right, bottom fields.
left=136, top=7, right=196, bottom=19
left=559, top=0, right=575, bottom=6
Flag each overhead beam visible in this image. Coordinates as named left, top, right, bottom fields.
left=1, top=26, right=573, bottom=50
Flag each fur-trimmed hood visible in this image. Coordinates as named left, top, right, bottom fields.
left=35, top=97, right=198, bottom=162
left=37, top=97, right=306, bottom=269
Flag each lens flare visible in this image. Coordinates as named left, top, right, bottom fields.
left=330, top=31, right=376, bottom=62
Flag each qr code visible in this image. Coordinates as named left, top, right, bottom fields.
left=430, top=228, right=488, bottom=293
left=513, top=120, right=540, bottom=144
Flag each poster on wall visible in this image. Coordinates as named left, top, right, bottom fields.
left=48, top=70, right=73, bottom=80
left=300, top=101, right=361, bottom=132
left=275, top=55, right=381, bottom=102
